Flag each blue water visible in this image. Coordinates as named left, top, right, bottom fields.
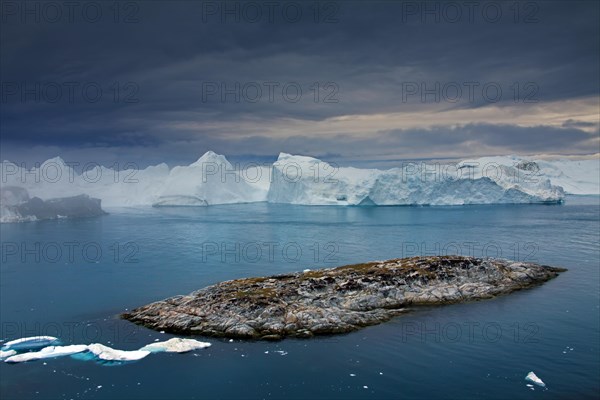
left=1, top=197, right=599, bottom=399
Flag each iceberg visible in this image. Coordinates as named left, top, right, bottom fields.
left=139, top=338, right=212, bottom=353
left=525, top=371, right=546, bottom=387
left=86, top=343, right=150, bottom=362
left=4, top=345, right=88, bottom=363
left=1, top=151, right=596, bottom=218
left=268, top=153, right=565, bottom=205
left=0, top=188, right=106, bottom=223
left=1, top=336, right=59, bottom=351
left=152, top=151, right=267, bottom=206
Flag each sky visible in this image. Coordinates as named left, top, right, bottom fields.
left=1, top=0, right=599, bottom=168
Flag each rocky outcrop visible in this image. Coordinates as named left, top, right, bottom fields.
left=122, top=256, right=565, bottom=340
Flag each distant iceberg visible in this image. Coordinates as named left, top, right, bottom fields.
left=1, top=151, right=597, bottom=219
left=268, top=153, right=566, bottom=205
left=1, top=187, right=105, bottom=223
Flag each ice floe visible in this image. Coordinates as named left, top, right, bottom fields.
left=4, top=345, right=88, bottom=363
left=139, top=338, right=211, bottom=353
left=0, top=350, right=16, bottom=359
left=1, top=336, right=59, bottom=351
left=87, top=343, right=150, bottom=362
left=1, top=335, right=213, bottom=365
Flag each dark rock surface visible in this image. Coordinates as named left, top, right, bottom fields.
left=122, top=256, right=565, bottom=340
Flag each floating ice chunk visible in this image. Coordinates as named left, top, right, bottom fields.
left=525, top=371, right=545, bottom=387
left=0, top=350, right=16, bottom=359
left=87, top=343, right=150, bottom=361
left=139, top=338, right=211, bottom=353
left=4, top=345, right=88, bottom=363
left=2, top=336, right=59, bottom=351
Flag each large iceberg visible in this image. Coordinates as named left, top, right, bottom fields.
left=267, top=153, right=566, bottom=205
left=152, top=151, right=267, bottom=206
left=0, top=151, right=597, bottom=218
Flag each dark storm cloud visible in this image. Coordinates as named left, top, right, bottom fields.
left=1, top=0, right=599, bottom=163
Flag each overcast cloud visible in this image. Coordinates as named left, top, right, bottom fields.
left=1, top=0, right=598, bottom=167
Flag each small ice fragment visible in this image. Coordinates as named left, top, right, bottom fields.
left=264, top=351, right=269, bottom=354
left=525, top=371, right=545, bottom=387
left=229, top=339, right=234, bottom=343
left=303, top=269, right=311, bottom=273
left=379, top=372, right=383, bottom=375
left=159, top=331, right=165, bottom=334
left=97, top=386, right=102, bottom=389
left=350, top=374, right=356, bottom=377
left=363, top=386, right=368, bottom=389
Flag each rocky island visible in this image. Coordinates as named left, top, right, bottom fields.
left=122, top=256, right=565, bottom=340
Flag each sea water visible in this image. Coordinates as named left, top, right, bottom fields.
left=1, top=196, right=598, bottom=399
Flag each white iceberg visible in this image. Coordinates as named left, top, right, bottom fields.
left=87, top=343, right=150, bottom=361
left=139, top=338, right=212, bottom=353
left=4, top=345, right=88, bottom=363
left=1, top=151, right=596, bottom=218
left=525, top=371, right=546, bottom=387
left=153, top=151, right=267, bottom=206
left=1, top=336, right=59, bottom=351
left=268, top=153, right=565, bottom=206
